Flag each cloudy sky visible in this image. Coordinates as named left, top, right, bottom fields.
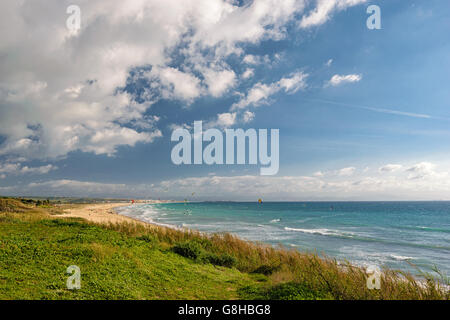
left=1, top=0, right=450, bottom=200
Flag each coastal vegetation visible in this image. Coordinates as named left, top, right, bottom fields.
left=0, top=198, right=448, bottom=300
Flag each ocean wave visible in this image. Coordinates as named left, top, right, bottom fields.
left=270, top=219, right=281, bottom=223
left=295, top=213, right=347, bottom=224
left=390, top=254, right=414, bottom=261
left=416, top=226, right=450, bottom=233
left=284, top=226, right=450, bottom=251
left=284, top=227, right=354, bottom=238
left=395, top=225, right=450, bottom=234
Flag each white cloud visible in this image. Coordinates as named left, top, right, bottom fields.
left=20, top=164, right=56, bottom=175
left=313, top=171, right=324, bottom=177
left=325, top=59, right=333, bottom=67
left=337, top=167, right=356, bottom=176
left=207, top=110, right=254, bottom=129
left=379, top=164, right=403, bottom=173
left=232, top=83, right=275, bottom=109
left=300, top=0, right=367, bottom=28
left=405, top=162, right=437, bottom=180
left=0, top=163, right=21, bottom=174
left=278, top=72, right=309, bottom=92
left=327, top=74, right=362, bottom=87
left=242, top=55, right=273, bottom=65
left=406, top=162, right=435, bottom=173
left=231, top=71, right=308, bottom=110
left=151, top=67, right=203, bottom=101
left=0, top=162, right=56, bottom=176
left=208, top=112, right=238, bottom=128
left=242, top=68, right=255, bottom=79
left=167, top=123, right=192, bottom=132
left=202, top=68, right=237, bottom=97
left=83, top=126, right=162, bottom=156
left=242, top=111, right=255, bottom=123
left=243, top=55, right=260, bottom=65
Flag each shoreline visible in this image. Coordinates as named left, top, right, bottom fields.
left=60, top=201, right=175, bottom=228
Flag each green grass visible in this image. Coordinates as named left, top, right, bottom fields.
left=0, top=198, right=448, bottom=300
left=0, top=214, right=261, bottom=299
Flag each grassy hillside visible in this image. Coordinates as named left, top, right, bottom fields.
left=0, top=199, right=448, bottom=300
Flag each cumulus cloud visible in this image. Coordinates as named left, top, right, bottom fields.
left=313, top=171, right=324, bottom=177
left=20, top=164, right=56, bottom=175
left=150, top=67, right=203, bottom=101
left=242, top=111, right=255, bottom=123
left=405, top=162, right=437, bottom=180
left=206, top=110, right=254, bottom=129
left=242, top=68, right=255, bottom=80
left=0, top=0, right=368, bottom=163
left=243, top=55, right=258, bottom=65
left=231, top=71, right=308, bottom=110
left=327, top=74, right=362, bottom=87
left=0, top=162, right=56, bottom=176
left=379, top=164, right=403, bottom=173
left=209, top=112, right=238, bottom=128
left=300, top=0, right=367, bottom=28
left=242, top=53, right=283, bottom=66
left=337, top=167, right=356, bottom=176
left=0, top=163, right=20, bottom=175
left=202, top=68, right=237, bottom=97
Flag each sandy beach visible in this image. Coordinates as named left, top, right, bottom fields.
left=60, top=200, right=174, bottom=226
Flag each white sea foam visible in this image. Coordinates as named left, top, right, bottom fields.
left=116, top=204, right=184, bottom=230
left=390, top=254, right=414, bottom=261
left=284, top=227, right=354, bottom=238
left=270, top=219, right=281, bottom=223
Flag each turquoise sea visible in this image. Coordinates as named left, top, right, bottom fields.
left=116, top=202, right=450, bottom=276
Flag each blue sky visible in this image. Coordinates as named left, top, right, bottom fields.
left=1, top=0, right=450, bottom=200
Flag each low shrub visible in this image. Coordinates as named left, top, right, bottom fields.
left=172, top=241, right=237, bottom=268
left=251, top=264, right=280, bottom=276
left=172, top=241, right=204, bottom=260
left=204, top=253, right=237, bottom=268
